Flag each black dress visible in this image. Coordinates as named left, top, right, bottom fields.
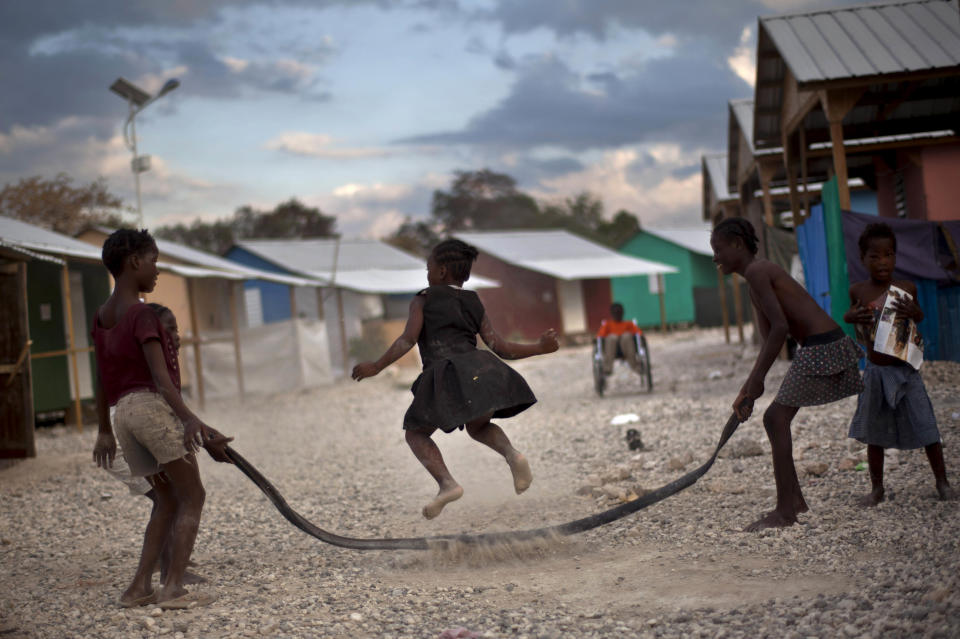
left=403, top=285, right=537, bottom=432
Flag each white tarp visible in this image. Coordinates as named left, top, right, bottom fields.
left=185, top=318, right=332, bottom=400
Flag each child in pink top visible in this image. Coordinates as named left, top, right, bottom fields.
left=92, top=229, right=231, bottom=609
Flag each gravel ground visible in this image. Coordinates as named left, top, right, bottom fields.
left=2, top=327, right=958, bottom=639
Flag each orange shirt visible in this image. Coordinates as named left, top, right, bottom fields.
left=597, top=319, right=641, bottom=338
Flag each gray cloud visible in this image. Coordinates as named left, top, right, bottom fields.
left=475, top=0, right=864, bottom=48
left=0, top=1, right=350, bottom=133
left=401, top=50, right=746, bottom=152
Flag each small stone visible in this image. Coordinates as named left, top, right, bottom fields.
left=142, top=617, right=156, bottom=629
left=720, top=439, right=763, bottom=459
left=838, top=457, right=858, bottom=471
left=349, top=613, right=363, bottom=622
left=668, top=452, right=694, bottom=470
left=150, top=607, right=163, bottom=617
left=804, top=462, right=828, bottom=477
left=923, top=587, right=950, bottom=603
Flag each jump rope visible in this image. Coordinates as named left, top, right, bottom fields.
left=223, top=411, right=743, bottom=550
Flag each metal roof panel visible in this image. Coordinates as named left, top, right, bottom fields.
left=454, top=230, right=677, bottom=279
left=880, top=7, right=956, bottom=68
left=858, top=7, right=928, bottom=70
left=833, top=11, right=903, bottom=73
left=764, top=19, right=824, bottom=82
left=894, top=3, right=960, bottom=65
left=790, top=16, right=851, bottom=79
left=811, top=13, right=878, bottom=77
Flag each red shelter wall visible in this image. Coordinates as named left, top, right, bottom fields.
left=873, top=144, right=960, bottom=221
left=922, top=144, right=960, bottom=222
left=470, top=253, right=561, bottom=341
left=582, top=278, right=613, bottom=334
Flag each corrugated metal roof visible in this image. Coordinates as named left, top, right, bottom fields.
left=153, top=238, right=320, bottom=287
left=82, top=226, right=321, bottom=287
left=454, top=230, right=677, bottom=280
left=234, top=238, right=498, bottom=294
left=0, top=239, right=65, bottom=264
left=702, top=153, right=736, bottom=203
left=761, top=0, right=960, bottom=84
left=1, top=215, right=106, bottom=262
left=0, top=216, right=317, bottom=283
left=642, top=226, right=714, bottom=256
left=730, top=98, right=756, bottom=153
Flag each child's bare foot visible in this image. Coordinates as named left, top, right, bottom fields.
left=936, top=481, right=956, bottom=501
left=157, top=584, right=189, bottom=605
left=118, top=586, right=156, bottom=608
left=743, top=510, right=797, bottom=532
left=507, top=453, right=532, bottom=494
left=422, top=484, right=463, bottom=519
left=857, top=488, right=884, bottom=507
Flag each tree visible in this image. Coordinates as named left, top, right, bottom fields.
left=388, top=170, right=642, bottom=254
left=431, top=169, right=541, bottom=231
left=154, top=198, right=337, bottom=254
left=0, top=173, right=130, bottom=235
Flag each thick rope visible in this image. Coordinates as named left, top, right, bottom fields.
left=224, top=412, right=742, bottom=551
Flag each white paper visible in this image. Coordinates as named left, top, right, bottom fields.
left=872, top=285, right=923, bottom=370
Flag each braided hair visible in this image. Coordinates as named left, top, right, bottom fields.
left=858, top=222, right=896, bottom=255
left=146, top=302, right=173, bottom=319
left=712, top=217, right=759, bottom=255
left=101, top=228, right=157, bottom=277
left=431, top=239, right=479, bottom=284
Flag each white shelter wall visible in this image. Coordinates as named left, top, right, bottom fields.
left=186, top=318, right=332, bottom=400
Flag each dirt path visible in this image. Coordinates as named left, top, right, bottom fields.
left=2, top=327, right=957, bottom=638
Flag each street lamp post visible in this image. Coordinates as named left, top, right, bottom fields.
left=109, top=77, right=180, bottom=228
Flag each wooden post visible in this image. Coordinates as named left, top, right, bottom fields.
left=289, top=286, right=298, bottom=319
left=717, top=267, right=730, bottom=344
left=820, top=88, right=864, bottom=211
left=732, top=274, right=745, bottom=344
left=61, top=264, right=83, bottom=431
left=799, top=127, right=810, bottom=223
left=186, top=278, right=205, bottom=410
left=782, top=132, right=802, bottom=228
left=657, top=274, right=667, bottom=332
left=336, top=287, right=349, bottom=376
left=758, top=162, right=776, bottom=227
left=229, top=282, right=245, bottom=400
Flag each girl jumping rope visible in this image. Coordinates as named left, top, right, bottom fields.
left=352, top=239, right=559, bottom=519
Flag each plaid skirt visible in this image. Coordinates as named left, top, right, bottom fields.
left=774, top=328, right=863, bottom=407
left=848, top=361, right=940, bottom=450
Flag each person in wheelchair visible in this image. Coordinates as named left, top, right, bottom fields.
left=597, top=303, right=643, bottom=376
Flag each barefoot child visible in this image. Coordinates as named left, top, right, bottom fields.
left=91, top=229, right=231, bottom=608
left=95, top=303, right=228, bottom=586
left=710, top=218, right=863, bottom=531
left=844, top=222, right=954, bottom=504
left=352, top=239, right=559, bottom=519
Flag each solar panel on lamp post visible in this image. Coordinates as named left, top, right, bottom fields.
left=109, top=77, right=180, bottom=228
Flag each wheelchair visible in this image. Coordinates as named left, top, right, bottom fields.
left=592, top=329, right=652, bottom=397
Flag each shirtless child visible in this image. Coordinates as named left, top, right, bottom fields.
left=710, top=218, right=863, bottom=531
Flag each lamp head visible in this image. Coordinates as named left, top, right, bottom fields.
left=158, top=78, right=180, bottom=97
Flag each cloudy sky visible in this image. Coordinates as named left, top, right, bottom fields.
left=0, top=0, right=858, bottom=238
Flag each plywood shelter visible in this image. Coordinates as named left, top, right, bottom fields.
left=225, top=238, right=498, bottom=376
left=754, top=0, right=960, bottom=224
left=454, top=230, right=676, bottom=340
left=749, top=0, right=960, bottom=351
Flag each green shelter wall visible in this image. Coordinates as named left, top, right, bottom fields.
left=612, top=234, right=697, bottom=327
left=27, top=261, right=109, bottom=414
left=27, top=261, right=69, bottom=413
